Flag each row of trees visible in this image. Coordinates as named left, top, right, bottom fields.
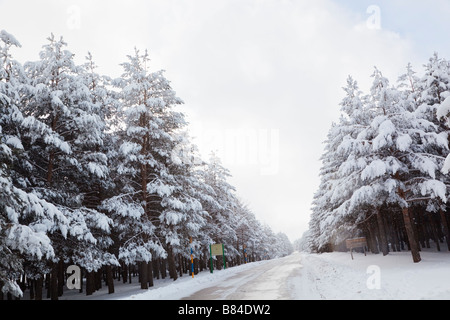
left=0, top=30, right=292, bottom=299
left=308, top=53, right=450, bottom=263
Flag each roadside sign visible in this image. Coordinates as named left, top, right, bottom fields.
left=211, top=244, right=224, bottom=256
left=210, top=243, right=226, bottom=273
left=346, top=237, right=367, bottom=260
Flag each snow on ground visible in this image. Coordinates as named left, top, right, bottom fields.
left=54, top=249, right=450, bottom=300
left=123, top=260, right=274, bottom=300
left=54, top=259, right=272, bottom=300
left=293, top=249, right=450, bottom=300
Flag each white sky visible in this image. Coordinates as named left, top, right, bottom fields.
left=2, top=0, right=450, bottom=242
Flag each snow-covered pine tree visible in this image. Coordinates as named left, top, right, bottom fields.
left=419, top=54, right=450, bottom=251
left=273, top=233, right=294, bottom=258
left=0, top=30, right=64, bottom=298
left=160, top=131, right=211, bottom=277
left=338, top=68, right=447, bottom=262
left=109, top=48, right=201, bottom=287
left=233, top=201, right=253, bottom=264
left=73, top=52, right=121, bottom=295
left=311, top=64, right=449, bottom=263
left=20, top=34, right=116, bottom=298
left=309, top=76, right=371, bottom=252
left=200, top=152, right=239, bottom=266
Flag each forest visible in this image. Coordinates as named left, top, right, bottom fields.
left=308, top=53, right=450, bottom=263
left=0, top=30, right=293, bottom=300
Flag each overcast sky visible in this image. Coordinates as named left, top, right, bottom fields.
left=2, top=0, right=450, bottom=242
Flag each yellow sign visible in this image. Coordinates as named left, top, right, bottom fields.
left=210, top=244, right=224, bottom=256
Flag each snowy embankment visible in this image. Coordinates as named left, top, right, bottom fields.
left=294, top=250, right=450, bottom=300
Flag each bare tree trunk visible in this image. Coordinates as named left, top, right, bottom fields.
left=58, top=260, right=64, bottom=297
left=153, top=259, right=160, bottom=280
left=396, top=181, right=421, bottom=263
left=167, top=246, right=178, bottom=281
left=86, top=271, right=95, bottom=296
left=50, top=262, right=59, bottom=300
left=428, top=212, right=440, bottom=251
left=440, top=209, right=450, bottom=251
left=140, top=262, right=149, bottom=290
left=106, top=265, right=114, bottom=294
left=35, top=276, right=43, bottom=301
left=402, top=207, right=421, bottom=263
left=79, top=268, right=83, bottom=293
left=122, top=262, right=128, bottom=283
left=376, top=209, right=389, bottom=256
left=147, top=261, right=154, bottom=288
left=364, top=219, right=378, bottom=254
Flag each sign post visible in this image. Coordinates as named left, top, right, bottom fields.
left=222, top=244, right=226, bottom=270
left=190, top=237, right=194, bottom=278
left=346, top=237, right=368, bottom=260
left=209, top=244, right=214, bottom=274
left=210, top=243, right=226, bottom=273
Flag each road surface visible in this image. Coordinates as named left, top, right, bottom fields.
left=182, top=253, right=303, bottom=300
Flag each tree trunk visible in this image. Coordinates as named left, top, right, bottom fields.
left=86, top=271, right=95, bottom=296
left=178, top=254, right=183, bottom=278
left=396, top=184, right=421, bottom=263
left=95, top=270, right=102, bottom=291
left=35, top=276, right=43, bottom=301
left=402, top=207, right=421, bottom=263
left=29, top=279, right=35, bottom=300
left=121, top=263, right=128, bottom=283
left=160, top=259, right=167, bottom=279
left=365, top=219, right=379, bottom=254
left=167, top=246, right=178, bottom=281
left=45, top=273, right=51, bottom=299
left=440, top=209, right=450, bottom=251
left=389, top=211, right=401, bottom=252
left=428, top=212, right=441, bottom=252
left=79, top=268, right=83, bottom=293
left=106, top=265, right=114, bottom=294
left=416, top=209, right=428, bottom=248
left=194, top=258, right=199, bottom=275
left=58, top=260, right=64, bottom=297
left=199, top=254, right=204, bottom=272
left=153, top=259, right=160, bottom=280
left=376, top=209, right=389, bottom=256
left=140, top=262, right=149, bottom=290
left=50, top=262, right=59, bottom=300
left=147, top=261, right=154, bottom=287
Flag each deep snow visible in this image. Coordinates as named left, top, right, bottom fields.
left=293, top=250, right=450, bottom=300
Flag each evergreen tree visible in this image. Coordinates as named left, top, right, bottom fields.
left=20, top=34, right=116, bottom=298
left=0, top=30, right=61, bottom=298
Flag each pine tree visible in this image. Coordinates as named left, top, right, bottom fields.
left=0, top=30, right=61, bottom=298
left=310, top=64, right=450, bottom=263
left=309, top=76, right=370, bottom=252
left=201, top=153, right=239, bottom=262
left=20, top=34, right=116, bottom=298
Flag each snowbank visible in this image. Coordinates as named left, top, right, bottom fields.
left=293, top=250, right=450, bottom=300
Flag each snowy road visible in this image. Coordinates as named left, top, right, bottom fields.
left=182, top=253, right=303, bottom=300
left=60, top=250, right=450, bottom=300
